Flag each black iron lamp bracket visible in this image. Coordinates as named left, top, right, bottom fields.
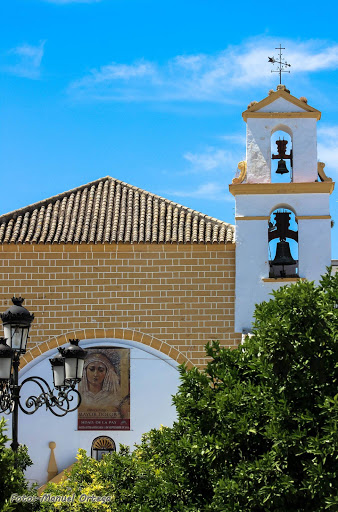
left=0, top=375, right=81, bottom=417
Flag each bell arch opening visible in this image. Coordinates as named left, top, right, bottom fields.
left=269, top=203, right=297, bottom=217
left=270, top=127, right=293, bottom=184
left=268, top=207, right=298, bottom=278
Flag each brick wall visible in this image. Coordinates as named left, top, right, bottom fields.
left=0, top=243, right=240, bottom=367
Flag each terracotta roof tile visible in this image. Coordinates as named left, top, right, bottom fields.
left=0, top=176, right=235, bottom=245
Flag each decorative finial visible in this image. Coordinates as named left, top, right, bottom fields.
left=11, top=297, right=25, bottom=307
left=268, top=44, right=291, bottom=85
left=69, top=339, right=80, bottom=345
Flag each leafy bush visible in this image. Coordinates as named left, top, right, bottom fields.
left=0, top=417, right=37, bottom=512
left=41, top=272, right=338, bottom=511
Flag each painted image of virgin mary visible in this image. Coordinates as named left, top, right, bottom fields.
left=79, top=352, right=121, bottom=408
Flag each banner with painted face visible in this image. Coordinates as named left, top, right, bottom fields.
left=78, top=348, right=130, bottom=430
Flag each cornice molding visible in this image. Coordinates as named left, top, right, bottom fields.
left=243, top=111, right=321, bottom=121
left=235, top=216, right=270, bottom=221
left=229, top=182, right=335, bottom=196
left=296, top=215, right=331, bottom=221
left=242, top=89, right=321, bottom=122
left=262, top=277, right=306, bottom=283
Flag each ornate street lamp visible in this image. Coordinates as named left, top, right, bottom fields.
left=49, top=353, right=66, bottom=389
left=1, top=297, right=34, bottom=353
left=0, top=297, right=86, bottom=459
left=60, top=339, right=86, bottom=382
left=0, top=337, right=14, bottom=381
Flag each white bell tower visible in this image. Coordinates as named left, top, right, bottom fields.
left=230, top=85, right=335, bottom=334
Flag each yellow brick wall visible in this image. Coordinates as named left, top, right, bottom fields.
left=0, top=243, right=240, bottom=367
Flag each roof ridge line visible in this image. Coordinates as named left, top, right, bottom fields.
left=0, top=175, right=232, bottom=227
left=111, top=177, right=231, bottom=226
left=0, top=176, right=112, bottom=224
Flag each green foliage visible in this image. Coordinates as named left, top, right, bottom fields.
left=40, top=446, right=190, bottom=511
left=41, top=271, right=338, bottom=511
left=0, top=417, right=37, bottom=512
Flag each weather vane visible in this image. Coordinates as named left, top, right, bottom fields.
left=268, top=44, right=291, bottom=85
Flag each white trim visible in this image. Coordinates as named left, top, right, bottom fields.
left=19, top=338, right=179, bottom=378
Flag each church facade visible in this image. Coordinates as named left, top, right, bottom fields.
left=0, top=85, right=335, bottom=486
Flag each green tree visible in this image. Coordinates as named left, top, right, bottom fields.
left=41, top=272, right=338, bottom=511
left=0, top=417, right=37, bottom=512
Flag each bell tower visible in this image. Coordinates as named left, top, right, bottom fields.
left=229, top=85, right=335, bottom=335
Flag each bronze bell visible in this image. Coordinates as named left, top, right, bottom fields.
left=276, top=159, right=289, bottom=175
left=272, top=240, right=296, bottom=266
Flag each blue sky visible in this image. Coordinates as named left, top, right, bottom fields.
left=1, top=0, right=338, bottom=258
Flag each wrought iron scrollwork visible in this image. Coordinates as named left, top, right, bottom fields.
left=0, top=376, right=81, bottom=417
left=0, top=381, right=14, bottom=414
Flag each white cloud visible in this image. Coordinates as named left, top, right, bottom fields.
left=291, top=46, right=338, bottom=72
left=172, top=55, right=204, bottom=72
left=184, top=148, right=239, bottom=173
left=72, top=61, right=156, bottom=86
left=318, top=125, right=338, bottom=178
left=69, top=60, right=160, bottom=101
left=219, top=134, right=246, bottom=145
left=68, top=37, right=338, bottom=103
left=165, top=182, right=232, bottom=201
left=5, top=41, right=45, bottom=79
left=162, top=137, right=242, bottom=202
left=182, top=131, right=245, bottom=176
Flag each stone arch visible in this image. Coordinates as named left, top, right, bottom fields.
left=271, top=123, right=293, bottom=137
left=269, top=203, right=297, bottom=217
left=20, top=328, right=193, bottom=369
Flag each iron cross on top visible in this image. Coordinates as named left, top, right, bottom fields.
left=268, top=44, right=291, bottom=85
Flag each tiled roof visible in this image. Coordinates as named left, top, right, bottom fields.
left=0, top=176, right=234, bottom=244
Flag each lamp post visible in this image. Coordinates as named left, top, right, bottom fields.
left=0, top=297, right=86, bottom=460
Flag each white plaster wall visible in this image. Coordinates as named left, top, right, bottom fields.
left=235, top=219, right=269, bottom=332
left=292, top=118, right=318, bottom=183
left=298, top=219, right=332, bottom=279
left=236, top=193, right=330, bottom=218
left=235, top=193, right=332, bottom=333
left=257, top=97, right=307, bottom=113
left=4, top=339, right=180, bottom=487
left=246, top=122, right=270, bottom=184
left=246, top=118, right=317, bottom=183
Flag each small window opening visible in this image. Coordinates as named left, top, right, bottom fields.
left=271, top=130, right=293, bottom=183
left=91, top=436, right=116, bottom=461
left=268, top=208, right=298, bottom=278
